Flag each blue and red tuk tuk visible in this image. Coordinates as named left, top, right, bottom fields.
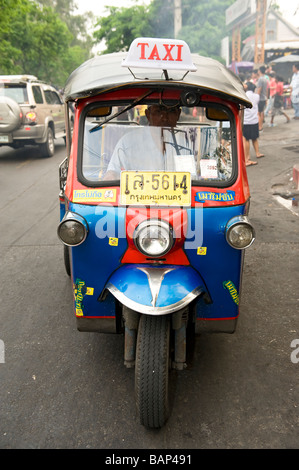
left=58, top=38, right=255, bottom=428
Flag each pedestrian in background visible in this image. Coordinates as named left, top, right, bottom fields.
left=243, top=81, right=264, bottom=167
left=265, top=72, right=276, bottom=117
left=256, top=65, right=269, bottom=131
left=251, top=69, right=258, bottom=84
left=269, top=76, right=290, bottom=126
left=290, top=63, right=299, bottom=120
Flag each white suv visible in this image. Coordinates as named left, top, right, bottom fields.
left=0, top=75, right=66, bottom=157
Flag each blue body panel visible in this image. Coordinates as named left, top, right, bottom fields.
left=69, top=202, right=128, bottom=318
left=67, top=202, right=246, bottom=321
left=184, top=205, right=246, bottom=320
left=59, top=200, right=66, bottom=222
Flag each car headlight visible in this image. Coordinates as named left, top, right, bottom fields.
left=225, top=216, right=255, bottom=249
left=57, top=212, right=88, bottom=246
left=134, top=219, right=174, bottom=258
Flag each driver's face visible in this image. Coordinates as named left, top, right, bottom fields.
left=145, top=105, right=181, bottom=127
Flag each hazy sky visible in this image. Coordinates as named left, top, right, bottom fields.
left=75, top=0, right=299, bottom=28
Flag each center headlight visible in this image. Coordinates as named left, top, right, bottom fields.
left=134, top=219, right=174, bottom=258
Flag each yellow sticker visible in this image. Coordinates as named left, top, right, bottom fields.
left=197, top=247, right=207, bottom=255
left=73, top=278, right=94, bottom=317
left=223, top=280, right=239, bottom=305
left=73, top=189, right=117, bottom=203
left=109, top=237, right=119, bottom=246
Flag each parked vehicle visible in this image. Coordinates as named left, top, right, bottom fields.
left=58, top=38, right=255, bottom=428
left=0, top=75, right=66, bottom=157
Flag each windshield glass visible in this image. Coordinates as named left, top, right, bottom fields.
left=81, top=103, right=234, bottom=185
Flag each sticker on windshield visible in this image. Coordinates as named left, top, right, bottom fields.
left=200, top=159, right=218, bottom=179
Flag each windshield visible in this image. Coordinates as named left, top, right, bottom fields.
left=81, top=103, right=234, bottom=185
left=0, top=84, right=29, bottom=104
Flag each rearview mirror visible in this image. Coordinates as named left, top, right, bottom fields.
left=87, top=106, right=112, bottom=117
left=206, top=108, right=229, bottom=121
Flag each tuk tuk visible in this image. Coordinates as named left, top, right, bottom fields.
left=58, top=38, right=255, bottom=428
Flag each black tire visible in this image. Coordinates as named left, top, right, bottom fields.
left=135, top=314, right=171, bottom=428
left=40, top=127, right=55, bottom=157
left=63, top=245, right=71, bottom=276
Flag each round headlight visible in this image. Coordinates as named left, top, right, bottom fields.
left=226, top=216, right=255, bottom=249
left=58, top=213, right=88, bottom=246
left=134, top=219, right=173, bottom=258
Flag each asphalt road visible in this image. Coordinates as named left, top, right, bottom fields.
left=0, top=113, right=298, bottom=449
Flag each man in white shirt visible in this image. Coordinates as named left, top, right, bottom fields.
left=104, top=105, right=182, bottom=180
left=243, top=81, right=264, bottom=166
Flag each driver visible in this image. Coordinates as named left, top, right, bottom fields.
left=103, top=104, right=182, bottom=180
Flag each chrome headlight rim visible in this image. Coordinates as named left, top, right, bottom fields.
left=57, top=211, right=88, bottom=247
left=225, top=215, right=255, bottom=250
left=133, top=219, right=174, bottom=258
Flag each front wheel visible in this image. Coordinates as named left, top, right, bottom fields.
left=135, top=314, right=171, bottom=428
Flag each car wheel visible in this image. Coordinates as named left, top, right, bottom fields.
left=39, top=127, right=55, bottom=157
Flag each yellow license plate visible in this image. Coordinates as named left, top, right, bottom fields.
left=120, top=171, right=191, bottom=206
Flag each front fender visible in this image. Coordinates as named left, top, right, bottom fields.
left=105, top=264, right=206, bottom=315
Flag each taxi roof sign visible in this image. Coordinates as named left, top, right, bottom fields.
left=122, top=38, right=197, bottom=72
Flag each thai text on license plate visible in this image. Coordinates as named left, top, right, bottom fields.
left=120, top=171, right=191, bottom=206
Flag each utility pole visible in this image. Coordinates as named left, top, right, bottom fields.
left=232, top=26, right=241, bottom=62
left=254, top=0, right=267, bottom=64
left=174, top=0, right=182, bottom=38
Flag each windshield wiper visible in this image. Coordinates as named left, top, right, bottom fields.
left=89, top=90, right=153, bottom=133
